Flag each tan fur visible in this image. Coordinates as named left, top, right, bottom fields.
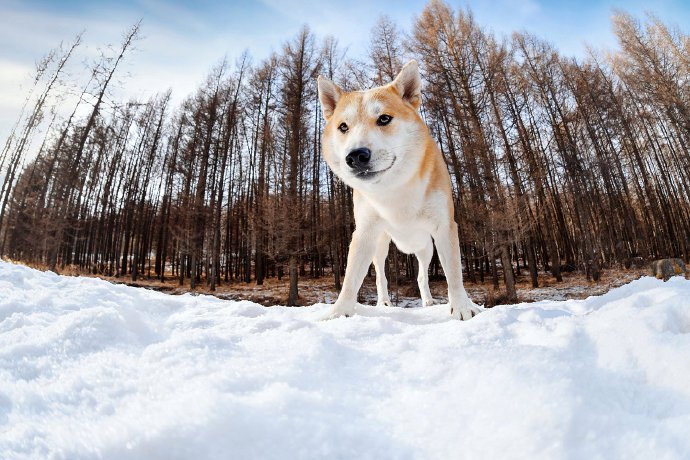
left=317, top=60, right=480, bottom=320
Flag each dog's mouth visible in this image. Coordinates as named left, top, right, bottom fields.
left=353, top=158, right=396, bottom=180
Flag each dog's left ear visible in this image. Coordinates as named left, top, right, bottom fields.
left=391, top=60, right=422, bottom=110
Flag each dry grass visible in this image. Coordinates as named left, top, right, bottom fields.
left=4, top=258, right=662, bottom=308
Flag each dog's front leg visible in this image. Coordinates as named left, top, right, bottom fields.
left=322, top=227, right=378, bottom=320
left=373, top=232, right=392, bottom=307
left=433, top=222, right=481, bottom=320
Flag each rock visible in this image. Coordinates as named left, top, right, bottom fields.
left=650, top=258, right=686, bottom=281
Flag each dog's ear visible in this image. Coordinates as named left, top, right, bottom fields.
left=317, top=76, right=342, bottom=120
left=391, top=60, right=422, bottom=110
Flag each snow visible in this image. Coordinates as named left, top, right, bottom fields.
left=1, top=261, right=690, bottom=459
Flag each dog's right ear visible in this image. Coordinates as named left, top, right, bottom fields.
left=317, top=76, right=342, bottom=120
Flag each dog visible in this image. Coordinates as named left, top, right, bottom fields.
left=317, top=60, right=481, bottom=320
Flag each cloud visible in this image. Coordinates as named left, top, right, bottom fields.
left=0, top=0, right=398, bottom=141
left=0, top=1, right=243, bottom=142
left=0, top=59, right=33, bottom=106
left=2, top=0, right=689, bottom=146
left=0, top=60, right=35, bottom=141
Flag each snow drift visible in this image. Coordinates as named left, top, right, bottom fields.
left=1, top=261, right=689, bottom=459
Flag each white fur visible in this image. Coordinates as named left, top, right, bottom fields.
left=317, top=61, right=481, bottom=321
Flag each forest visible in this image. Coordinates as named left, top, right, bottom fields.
left=1, top=0, right=688, bottom=305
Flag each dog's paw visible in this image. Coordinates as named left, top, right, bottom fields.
left=377, top=298, right=393, bottom=307
left=421, top=297, right=435, bottom=307
left=450, top=299, right=481, bottom=321
left=320, top=302, right=356, bottom=321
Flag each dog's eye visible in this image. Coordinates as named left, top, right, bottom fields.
left=377, top=114, right=393, bottom=126
left=338, top=122, right=348, bottom=133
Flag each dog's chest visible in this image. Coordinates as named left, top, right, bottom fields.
left=371, top=197, right=434, bottom=255
left=359, top=183, right=447, bottom=255
left=387, top=225, right=430, bottom=254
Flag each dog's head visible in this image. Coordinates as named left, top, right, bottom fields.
left=317, top=61, right=427, bottom=191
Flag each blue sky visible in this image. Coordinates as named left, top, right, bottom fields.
left=1, top=0, right=689, bottom=142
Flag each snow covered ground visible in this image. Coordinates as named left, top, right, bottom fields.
left=1, top=261, right=689, bottom=460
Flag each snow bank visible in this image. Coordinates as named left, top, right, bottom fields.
left=1, top=261, right=689, bottom=459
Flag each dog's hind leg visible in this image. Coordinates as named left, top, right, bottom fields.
left=416, top=237, right=434, bottom=306
left=373, top=232, right=392, bottom=307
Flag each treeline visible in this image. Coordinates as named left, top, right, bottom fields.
left=1, top=1, right=689, bottom=303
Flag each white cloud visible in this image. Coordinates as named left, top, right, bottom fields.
left=0, top=59, right=33, bottom=105
left=0, top=60, right=34, bottom=142
left=0, top=0, right=381, bottom=142
left=1, top=0, right=688, bottom=147
left=0, top=2, right=242, bottom=145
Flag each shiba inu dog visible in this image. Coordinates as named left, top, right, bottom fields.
left=317, top=60, right=481, bottom=320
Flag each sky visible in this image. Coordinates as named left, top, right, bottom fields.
left=1, top=0, right=689, bottom=144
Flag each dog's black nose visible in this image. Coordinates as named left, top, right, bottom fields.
left=346, top=148, right=371, bottom=169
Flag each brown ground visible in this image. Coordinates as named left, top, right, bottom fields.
left=6, top=258, right=660, bottom=308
